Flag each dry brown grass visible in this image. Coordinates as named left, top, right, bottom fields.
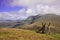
left=0, top=28, right=59, bottom=40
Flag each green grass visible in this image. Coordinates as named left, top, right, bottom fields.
left=51, top=33, right=60, bottom=39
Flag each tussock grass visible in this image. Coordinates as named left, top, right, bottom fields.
left=0, top=28, right=59, bottom=40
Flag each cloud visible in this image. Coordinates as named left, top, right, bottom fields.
left=10, top=0, right=60, bottom=16
left=0, top=0, right=60, bottom=20
left=26, top=5, right=60, bottom=16
left=0, top=5, right=60, bottom=20
left=0, top=7, right=28, bottom=20
left=11, top=0, right=56, bottom=7
left=26, top=8, right=36, bottom=16
left=11, top=0, right=37, bottom=6
left=0, top=12, right=11, bottom=20
left=18, top=8, right=27, bottom=19
left=0, top=11, right=26, bottom=20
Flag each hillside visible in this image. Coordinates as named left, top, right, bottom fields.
left=0, top=28, right=59, bottom=40
left=0, top=20, right=23, bottom=28
left=0, top=14, right=60, bottom=34
left=24, top=14, right=60, bottom=24
left=19, top=14, right=60, bottom=34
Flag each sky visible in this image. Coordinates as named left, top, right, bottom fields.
left=0, top=0, right=60, bottom=20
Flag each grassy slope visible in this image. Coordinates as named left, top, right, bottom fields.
left=0, top=28, right=59, bottom=40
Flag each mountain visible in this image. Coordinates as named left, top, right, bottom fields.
left=24, top=14, right=41, bottom=24
left=0, top=20, right=24, bottom=28
left=0, top=14, right=60, bottom=34
left=25, top=14, right=60, bottom=23
left=19, top=14, right=60, bottom=34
